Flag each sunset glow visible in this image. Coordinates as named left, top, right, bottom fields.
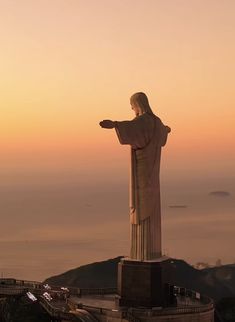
left=0, top=0, right=234, bottom=280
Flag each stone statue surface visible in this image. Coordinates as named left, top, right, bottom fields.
left=100, top=92, right=170, bottom=261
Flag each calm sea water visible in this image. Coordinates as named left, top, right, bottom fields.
left=1, top=233, right=235, bottom=282
left=0, top=176, right=234, bottom=282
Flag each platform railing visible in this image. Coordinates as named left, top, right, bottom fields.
left=0, top=278, right=117, bottom=297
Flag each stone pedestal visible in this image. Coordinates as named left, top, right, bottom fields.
left=117, top=256, right=173, bottom=307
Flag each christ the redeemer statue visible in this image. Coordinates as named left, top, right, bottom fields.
left=100, top=92, right=170, bottom=261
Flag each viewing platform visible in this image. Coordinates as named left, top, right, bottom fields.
left=67, top=286, right=214, bottom=322
left=0, top=278, right=214, bottom=322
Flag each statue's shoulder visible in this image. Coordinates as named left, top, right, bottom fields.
left=152, top=114, right=166, bottom=127
left=136, top=113, right=157, bottom=121
left=133, top=114, right=148, bottom=123
left=134, top=114, right=163, bottom=129
left=148, top=114, right=162, bottom=126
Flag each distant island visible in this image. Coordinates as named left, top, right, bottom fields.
left=209, top=191, right=231, bottom=197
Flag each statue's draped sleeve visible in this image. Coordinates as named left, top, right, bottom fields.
left=115, top=116, right=153, bottom=149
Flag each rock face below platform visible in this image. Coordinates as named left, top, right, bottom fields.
left=117, top=257, right=173, bottom=307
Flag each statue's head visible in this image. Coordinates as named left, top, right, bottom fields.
left=130, top=92, right=153, bottom=116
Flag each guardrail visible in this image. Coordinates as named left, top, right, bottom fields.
left=0, top=278, right=41, bottom=287
left=0, top=278, right=116, bottom=297
left=79, top=287, right=117, bottom=296
left=39, top=296, right=74, bottom=320
left=39, top=296, right=100, bottom=321
left=68, top=285, right=214, bottom=319
left=129, top=302, right=214, bottom=316
left=0, top=287, right=26, bottom=296
left=69, top=300, right=213, bottom=318
left=72, top=302, right=214, bottom=320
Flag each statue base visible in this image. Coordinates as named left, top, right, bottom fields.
left=117, top=256, right=174, bottom=307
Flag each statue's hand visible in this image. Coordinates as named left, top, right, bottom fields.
left=99, top=120, right=115, bottom=129
left=166, top=126, right=171, bottom=133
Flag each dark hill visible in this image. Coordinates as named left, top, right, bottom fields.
left=44, top=257, right=235, bottom=301
left=44, top=256, right=122, bottom=288
left=167, top=259, right=235, bottom=300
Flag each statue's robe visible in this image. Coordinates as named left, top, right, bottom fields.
left=115, top=113, right=169, bottom=260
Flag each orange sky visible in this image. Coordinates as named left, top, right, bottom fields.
left=0, top=0, right=234, bottom=279
left=0, top=0, right=234, bottom=175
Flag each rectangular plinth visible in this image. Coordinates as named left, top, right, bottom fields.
left=117, top=257, right=173, bottom=307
